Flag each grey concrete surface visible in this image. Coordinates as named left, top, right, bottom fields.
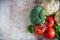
left=0, top=0, right=36, bottom=40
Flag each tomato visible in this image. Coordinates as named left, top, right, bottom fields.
left=34, top=24, right=46, bottom=35
left=44, top=28, right=55, bottom=38
left=45, top=16, right=54, bottom=28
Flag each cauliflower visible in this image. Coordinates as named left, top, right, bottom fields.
left=41, top=0, right=59, bottom=15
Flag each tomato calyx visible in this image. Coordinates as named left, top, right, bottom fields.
left=34, top=24, right=46, bottom=35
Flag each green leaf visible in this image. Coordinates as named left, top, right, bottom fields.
left=54, top=24, right=60, bottom=39
left=28, top=25, right=34, bottom=33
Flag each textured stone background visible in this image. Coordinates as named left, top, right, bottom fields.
left=0, top=0, right=36, bottom=40
left=0, top=0, right=59, bottom=40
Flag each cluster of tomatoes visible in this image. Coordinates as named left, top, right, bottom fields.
left=34, top=16, right=55, bottom=38
left=28, top=16, right=55, bottom=39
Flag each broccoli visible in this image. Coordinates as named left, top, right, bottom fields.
left=30, top=5, right=46, bottom=25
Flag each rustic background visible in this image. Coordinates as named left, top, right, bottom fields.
left=0, top=0, right=59, bottom=40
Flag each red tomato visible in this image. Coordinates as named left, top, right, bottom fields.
left=34, top=24, right=46, bottom=35
left=45, top=16, right=54, bottom=28
left=44, top=28, right=55, bottom=38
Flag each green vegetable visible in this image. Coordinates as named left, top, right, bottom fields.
left=54, top=24, right=60, bottom=40
left=30, top=5, right=46, bottom=25
left=28, top=25, right=34, bottom=33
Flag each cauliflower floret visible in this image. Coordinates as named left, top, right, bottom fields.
left=41, top=0, right=59, bottom=15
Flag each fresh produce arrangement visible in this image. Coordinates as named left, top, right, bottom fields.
left=27, top=0, right=60, bottom=40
